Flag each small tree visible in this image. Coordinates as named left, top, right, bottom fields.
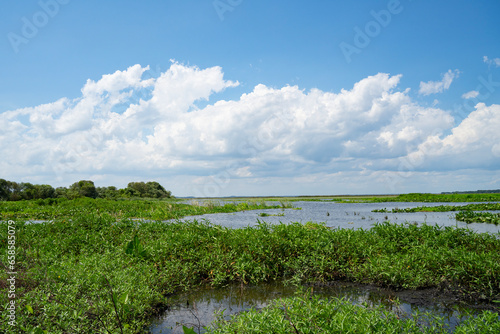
left=0, top=179, right=10, bottom=201
left=97, top=186, right=119, bottom=199
left=8, top=181, right=22, bottom=201
left=126, top=181, right=171, bottom=198
left=55, top=187, right=70, bottom=199
left=127, top=182, right=148, bottom=197
left=70, top=180, right=98, bottom=199
left=35, top=184, right=56, bottom=199
left=145, top=181, right=171, bottom=198
left=20, top=182, right=36, bottom=200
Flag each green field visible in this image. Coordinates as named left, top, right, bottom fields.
left=1, top=196, right=500, bottom=333
left=210, top=192, right=500, bottom=203
left=0, top=197, right=292, bottom=221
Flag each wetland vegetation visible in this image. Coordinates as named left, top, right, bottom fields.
left=363, top=192, right=500, bottom=203
left=373, top=203, right=500, bottom=213
left=456, top=211, right=500, bottom=225
left=0, top=197, right=288, bottom=221
left=372, top=203, right=500, bottom=225
left=1, top=190, right=500, bottom=333
left=210, top=192, right=500, bottom=204
left=207, top=292, right=500, bottom=333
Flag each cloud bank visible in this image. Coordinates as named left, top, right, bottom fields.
left=1, top=63, right=499, bottom=195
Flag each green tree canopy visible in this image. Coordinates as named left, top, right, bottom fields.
left=0, top=179, right=10, bottom=201
left=70, top=180, right=98, bottom=199
left=126, top=181, right=171, bottom=198
left=0, top=179, right=171, bottom=201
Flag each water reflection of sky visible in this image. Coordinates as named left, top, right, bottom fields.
left=176, top=201, right=500, bottom=235
left=149, top=281, right=492, bottom=334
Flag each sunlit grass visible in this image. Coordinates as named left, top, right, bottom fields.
left=1, top=208, right=499, bottom=332
left=0, top=197, right=291, bottom=221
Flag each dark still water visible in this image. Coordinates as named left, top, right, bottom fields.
left=149, top=280, right=495, bottom=334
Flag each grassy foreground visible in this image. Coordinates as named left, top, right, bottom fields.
left=1, top=201, right=500, bottom=333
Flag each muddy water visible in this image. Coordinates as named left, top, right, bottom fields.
left=149, top=281, right=496, bottom=333
left=178, top=201, right=500, bottom=234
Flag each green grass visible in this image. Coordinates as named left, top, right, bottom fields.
left=208, top=192, right=500, bottom=203
left=2, top=205, right=500, bottom=333
left=372, top=203, right=500, bottom=225
left=359, top=193, right=500, bottom=203
left=0, top=197, right=291, bottom=221
left=203, top=195, right=398, bottom=202
left=258, top=212, right=285, bottom=217
left=456, top=211, right=500, bottom=225
left=373, top=203, right=500, bottom=213
left=207, top=293, right=500, bottom=333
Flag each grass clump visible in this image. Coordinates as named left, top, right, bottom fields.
left=373, top=203, right=500, bottom=213
left=456, top=211, right=500, bottom=225
left=258, top=212, right=285, bottom=217
left=208, top=293, right=500, bottom=333
left=372, top=203, right=500, bottom=225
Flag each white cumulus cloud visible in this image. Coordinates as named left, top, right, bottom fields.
left=419, top=69, right=460, bottom=96
left=405, top=103, right=500, bottom=170
left=462, top=90, right=480, bottom=99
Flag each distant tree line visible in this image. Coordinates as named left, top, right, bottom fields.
left=0, top=179, right=172, bottom=201
left=441, top=189, right=500, bottom=194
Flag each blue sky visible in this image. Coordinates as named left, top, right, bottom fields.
left=1, top=0, right=500, bottom=196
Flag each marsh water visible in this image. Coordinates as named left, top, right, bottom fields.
left=179, top=200, right=500, bottom=234
left=149, top=280, right=495, bottom=334
left=149, top=201, right=500, bottom=333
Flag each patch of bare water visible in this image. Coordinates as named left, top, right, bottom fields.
left=176, top=201, right=500, bottom=234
